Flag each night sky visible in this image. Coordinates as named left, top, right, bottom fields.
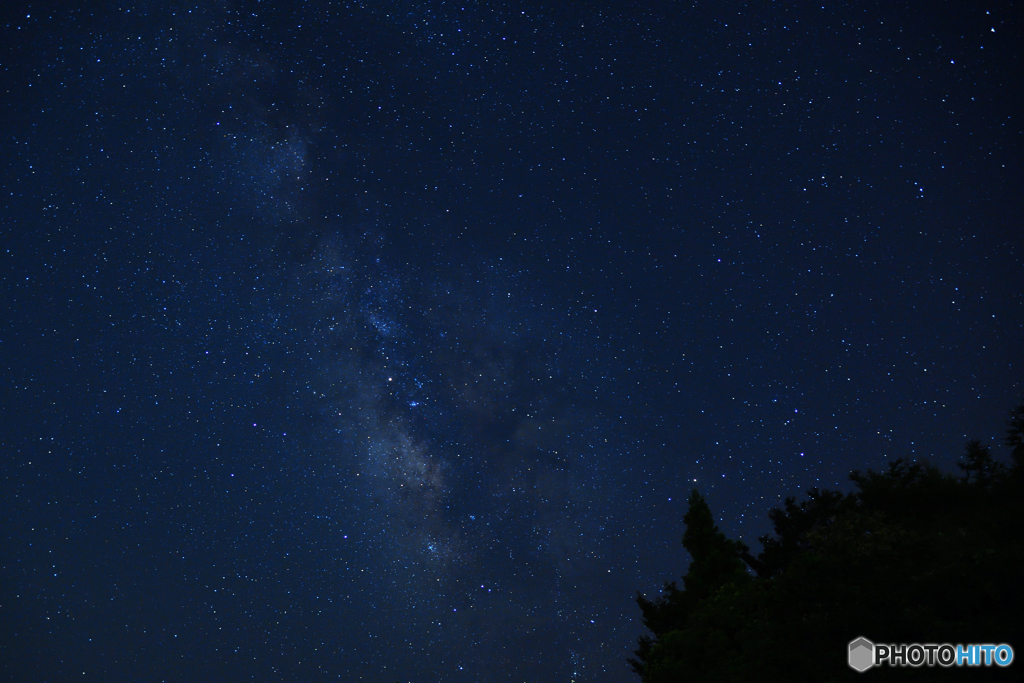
left=2, top=0, right=1022, bottom=681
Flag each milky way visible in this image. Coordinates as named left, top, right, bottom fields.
left=257, top=226, right=627, bottom=677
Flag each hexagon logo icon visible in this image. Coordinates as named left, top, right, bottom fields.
left=849, top=637, right=875, bottom=672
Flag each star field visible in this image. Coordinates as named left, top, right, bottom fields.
left=1, top=1, right=1022, bottom=681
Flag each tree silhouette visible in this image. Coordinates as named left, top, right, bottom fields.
left=742, top=487, right=854, bottom=579
left=958, top=439, right=1002, bottom=485
left=630, top=490, right=750, bottom=680
left=630, top=404, right=1024, bottom=682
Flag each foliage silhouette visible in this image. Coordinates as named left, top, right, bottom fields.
left=631, top=405, right=1024, bottom=682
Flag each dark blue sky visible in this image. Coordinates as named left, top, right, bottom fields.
left=2, top=1, right=1021, bottom=681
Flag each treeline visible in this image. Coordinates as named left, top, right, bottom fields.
left=631, top=406, right=1024, bottom=681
